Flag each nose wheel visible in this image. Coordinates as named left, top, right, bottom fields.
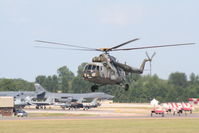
left=91, top=85, right=99, bottom=92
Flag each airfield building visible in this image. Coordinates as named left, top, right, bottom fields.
left=0, top=96, right=14, bottom=117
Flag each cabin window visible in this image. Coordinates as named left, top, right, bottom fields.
left=92, top=65, right=96, bottom=70
left=97, top=66, right=99, bottom=71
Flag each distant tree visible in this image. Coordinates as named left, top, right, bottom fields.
left=77, top=62, right=87, bottom=76
left=168, top=72, right=187, bottom=87
left=0, top=79, right=16, bottom=91
left=57, top=66, right=75, bottom=92
left=71, top=76, right=92, bottom=93
left=35, top=75, right=46, bottom=85
left=51, top=75, right=59, bottom=92
left=168, top=72, right=188, bottom=101
left=0, top=78, right=34, bottom=91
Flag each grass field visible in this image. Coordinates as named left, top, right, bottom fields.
left=0, top=118, right=199, bottom=133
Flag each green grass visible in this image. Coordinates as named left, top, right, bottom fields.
left=0, top=119, right=199, bottom=133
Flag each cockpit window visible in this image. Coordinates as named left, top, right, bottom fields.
left=85, top=64, right=100, bottom=71
left=85, top=65, right=88, bottom=70
left=87, top=65, right=92, bottom=70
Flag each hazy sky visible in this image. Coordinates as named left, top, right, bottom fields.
left=0, top=0, right=198, bottom=82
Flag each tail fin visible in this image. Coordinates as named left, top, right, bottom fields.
left=45, top=97, right=54, bottom=104
left=91, top=98, right=100, bottom=106
left=34, top=83, right=48, bottom=95
left=77, top=98, right=84, bottom=103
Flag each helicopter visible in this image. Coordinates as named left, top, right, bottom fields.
left=35, top=38, right=194, bottom=92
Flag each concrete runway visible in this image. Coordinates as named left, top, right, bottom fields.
left=1, top=111, right=198, bottom=121
left=1, top=103, right=198, bottom=121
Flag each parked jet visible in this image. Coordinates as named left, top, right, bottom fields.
left=82, top=98, right=101, bottom=110
left=31, top=97, right=55, bottom=109
left=62, top=98, right=84, bottom=110
left=14, top=97, right=32, bottom=108
left=34, top=83, right=114, bottom=102
left=59, top=98, right=100, bottom=110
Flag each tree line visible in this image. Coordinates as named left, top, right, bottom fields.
left=1, top=63, right=199, bottom=103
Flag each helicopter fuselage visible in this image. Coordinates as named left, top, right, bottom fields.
left=82, top=53, right=151, bottom=91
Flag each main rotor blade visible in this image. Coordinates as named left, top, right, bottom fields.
left=112, top=43, right=195, bottom=51
left=109, top=38, right=139, bottom=50
left=34, top=46, right=99, bottom=51
left=35, top=40, right=98, bottom=51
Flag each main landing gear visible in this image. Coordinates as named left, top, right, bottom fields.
left=91, top=83, right=129, bottom=92
left=120, top=83, right=129, bottom=91
left=124, top=84, right=129, bottom=91
left=91, top=85, right=99, bottom=92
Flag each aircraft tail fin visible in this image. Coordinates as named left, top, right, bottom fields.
left=91, top=98, right=99, bottom=106
left=77, top=98, right=84, bottom=103
left=34, top=83, right=48, bottom=94
left=45, top=97, right=54, bottom=104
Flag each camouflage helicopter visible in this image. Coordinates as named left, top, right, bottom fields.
left=36, top=38, right=194, bottom=92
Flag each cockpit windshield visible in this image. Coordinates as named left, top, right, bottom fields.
left=84, top=64, right=100, bottom=71
left=87, top=65, right=92, bottom=70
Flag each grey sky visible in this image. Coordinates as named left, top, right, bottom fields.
left=0, top=0, right=198, bottom=81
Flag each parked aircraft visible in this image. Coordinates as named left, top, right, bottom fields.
left=59, top=98, right=84, bottom=110
left=59, top=98, right=100, bottom=110
left=34, top=83, right=114, bottom=109
left=30, top=97, right=54, bottom=109
left=82, top=98, right=101, bottom=110
left=14, top=97, right=32, bottom=108
left=34, top=83, right=114, bottom=101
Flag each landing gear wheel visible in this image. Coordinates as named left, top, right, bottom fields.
left=91, top=85, right=98, bottom=92
left=124, top=84, right=129, bottom=91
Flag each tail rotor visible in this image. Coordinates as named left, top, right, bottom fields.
left=145, top=52, right=156, bottom=76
